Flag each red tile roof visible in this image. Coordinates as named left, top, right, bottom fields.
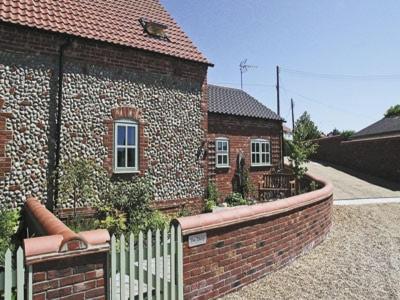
left=0, top=0, right=210, bottom=65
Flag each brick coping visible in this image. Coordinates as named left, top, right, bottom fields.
left=24, top=198, right=110, bottom=259
left=175, top=172, right=333, bottom=235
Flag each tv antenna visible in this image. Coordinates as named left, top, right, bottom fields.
left=240, top=59, right=257, bottom=89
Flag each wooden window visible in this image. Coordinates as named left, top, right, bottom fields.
left=251, top=139, right=271, bottom=166
left=216, top=138, right=229, bottom=168
left=114, top=120, right=138, bottom=173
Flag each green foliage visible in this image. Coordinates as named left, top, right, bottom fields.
left=139, top=210, right=171, bottom=235
left=341, top=130, right=355, bottom=139
left=176, top=206, right=191, bottom=217
left=384, top=104, right=400, bottom=117
left=225, top=192, right=249, bottom=207
left=57, top=159, right=108, bottom=210
left=283, top=138, right=293, bottom=156
left=330, top=128, right=340, bottom=136
left=58, top=159, right=169, bottom=236
left=66, top=216, right=98, bottom=233
left=96, top=177, right=169, bottom=235
left=94, top=204, right=127, bottom=236
left=288, top=113, right=319, bottom=180
left=0, top=210, right=19, bottom=265
left=204, top=182, right=218, bottom=212
left=204, top=199, right=215, bottom=213
left=295, top=111, right=321, bottom=140
left=240, top=168, right=255, bottom=198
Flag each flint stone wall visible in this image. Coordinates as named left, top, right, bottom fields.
left=0, top=23, right=208, bottom=210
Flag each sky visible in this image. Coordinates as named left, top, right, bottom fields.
left=161, top=0, right=400, bottom=133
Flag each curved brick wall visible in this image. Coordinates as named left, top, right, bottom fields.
left=176, top=173, right=333, bottom=300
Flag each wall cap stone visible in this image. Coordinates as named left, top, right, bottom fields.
left=24, top=198, right=110, bottom=261
left=174, top=171, right=333, bottom=235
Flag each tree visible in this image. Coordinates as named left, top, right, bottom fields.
left=329, top=128, right=340, bottom=136
left=340, top=130, right=355, bottom=139
left=294, top=111, right=321, bottom=140
left=385, top=104, right=400, bottom=118
left=288, top=113, right=319, bottom=181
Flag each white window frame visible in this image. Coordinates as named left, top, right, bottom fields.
left=114, top=120, right=139, bottom=173
left=251, top=139, right=271, bottom=167
left=215, top=137, right=229, bottom=168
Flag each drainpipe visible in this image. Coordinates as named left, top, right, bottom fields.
left=281, top=123, right=285, bottom=169
left=50, top=38, right=71, bottom=211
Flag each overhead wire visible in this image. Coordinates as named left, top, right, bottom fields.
left=280, top=67, right=400, bottom=81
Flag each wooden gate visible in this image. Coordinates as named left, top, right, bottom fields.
left=109, top=225, right=184, bottom=300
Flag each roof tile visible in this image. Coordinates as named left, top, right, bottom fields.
left=352, top=116, right=400, bottom=139
left=0, top=0, right=210, bottom=65
left=208, top=85, right=282, bottom=121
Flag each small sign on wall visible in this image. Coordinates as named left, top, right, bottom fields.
left=188, top=232, right=207, bottom=247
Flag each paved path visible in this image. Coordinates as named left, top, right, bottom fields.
left=221, top=204, right=400, bottom=300
left=306, top=161, right=400, bottom=200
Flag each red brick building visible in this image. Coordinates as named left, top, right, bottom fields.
left=207, top=85, right=283, bottom=199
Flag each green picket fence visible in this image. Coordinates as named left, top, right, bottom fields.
left=109, top=225, right=184, bottom=300
left=0, top=247, right=32, bottom=300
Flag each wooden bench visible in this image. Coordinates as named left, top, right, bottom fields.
left=258, top=168, right=296, bottom=201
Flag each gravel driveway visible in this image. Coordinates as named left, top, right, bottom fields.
left=221, top=204, right=400, bottom=300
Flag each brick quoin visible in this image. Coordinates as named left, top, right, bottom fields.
left=179, top=190, right=333, bottom=300
left=0, top=96, right=12, bottom=181
left=208, top=113, right=282, bottom=199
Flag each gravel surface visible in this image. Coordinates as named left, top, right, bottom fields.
left=221, top=204, right=400, bottom=300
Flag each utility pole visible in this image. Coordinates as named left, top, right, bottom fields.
left=291, top=98, right=295, bottom=132
left=276, top=65, right=280, bottom=116
left=240, top=59, right=257, bottom=90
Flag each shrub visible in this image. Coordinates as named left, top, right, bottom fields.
left=204, top=182, right=218, bottom=212
left=94, top=204, right=127, bottom=236
left=57, top=159, right=108, bottom=211
left=97, top=177, right=169, bottom=235
left=288, top=113, right=319, bottom=181
left=0, top=210, right=20, bottom=266
left=139, top=211, right=171, bottom=235
left=341, top=130, right=355, bottom=139
left=240, top=168, right=255, bottom=198
left=225, top=192, right=249, bottom=207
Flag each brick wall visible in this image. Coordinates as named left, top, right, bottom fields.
left=31, top=252, right=107, bottom=300
left=208, top=113, right=282, bottom=199
left=312, top=135, right=400, bottom=182
left=179, top=185, right=333, bottom=300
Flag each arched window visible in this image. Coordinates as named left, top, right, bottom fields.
left=114, top=120, right=138, bottom=173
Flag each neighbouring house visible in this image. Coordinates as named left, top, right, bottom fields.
left=283, top=125, right=293, bottom=140
left=0, top=0, right=212, bottom=212
left=207, top=85, right=284, bottom=199
left=350, top=116, right=400, bottom=141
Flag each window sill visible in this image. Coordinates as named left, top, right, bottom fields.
left=113, top=169, right=140, bottom=174
left=216, top=165, right=230, bottom=169
left=250, top=164, right=272, bottom=168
